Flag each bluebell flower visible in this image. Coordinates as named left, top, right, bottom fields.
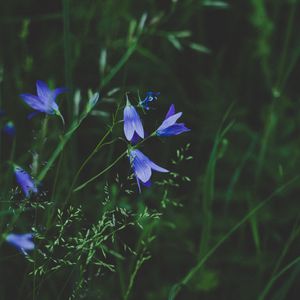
left=3, top=121, right=16, bottom=137
left=156, top=104, right=190, bottom=137
left=14, top=165, right=38, bottom=198
left=6, top=233, right=35, bottom=255
left=20, top=80, right=66, bottom=121
left=128, top=149, right=168, bottom=192
left=139, top=91, right=160, bottom=110
left=123, top=98, right=144, bottom=142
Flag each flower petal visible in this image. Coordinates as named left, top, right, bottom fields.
left=27, top=111, right=41, bottom=120
left=165, top=104, right=176, bottom=119
left=140, top=91, right=160, bottom=110
left=134, top=160, right=152, bottom=183
left=52, top=87, right=68, bottom=100
left=130, top=132, right=142, bottom=145
left=20, top=94, right=46, bottom=112
left=124, top=106, right=135, bottom=141
left=157, top=123, right=190, bottom=137
left=14, top=165, right=38, bottom=197
left=142, top=180, right=152, bottom=187
left=157, top=112, right=182, bottom=132
left=131, top=150, right=152, bottom=183
left=6, top=233, right=35, bottom=254
left=36, top=80, right=52, bottom=101
left=124, top=104, right=144, bottom=141
left=148, top=160, right=169, bottom=173
left=132, top=109, right=144, bottom=139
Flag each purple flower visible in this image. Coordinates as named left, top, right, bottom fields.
left=128, top=149, right=168, bottom=192
left=20, top=80, right=66, bottom=119
left=139, top=91, right=160, bottom=110
left=3, top=121, right=16, bottom=137
left=6, top=233, right=35, bottom=255
left=14, top=165, right=38, bottom=198
left=123, top=98, right=144, bottom=142
left=156, top=104, right=190, bottom=137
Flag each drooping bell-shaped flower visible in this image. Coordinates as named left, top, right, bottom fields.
left=128, top=149, right=168, bottom=192
left=156, top=104, right=190, bottom=137
left=13, top=165, right=38, bottom=198
left=123, top=98, right=144, bottom=142
left=6, top=233, right=35, bottom=255
left=139, top=91, right=160, bottom=110
left=3, top=121, right=16, bottom=137
left=20, top=80, right=66, bottom=121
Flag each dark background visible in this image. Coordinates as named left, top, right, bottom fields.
left=1, top=0, right=300, bottom=299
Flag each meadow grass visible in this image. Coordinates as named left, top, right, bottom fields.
left=1, top=0, right=300, bottom=299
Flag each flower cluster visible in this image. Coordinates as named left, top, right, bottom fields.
left=139, top=91, right=160, bottom=110
left=123, top=92, right=190, bottom=192
left=1, top=80, right=68, bottom=255
left=1, top=83, right=190, bottom=257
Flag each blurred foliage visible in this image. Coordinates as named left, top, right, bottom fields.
left=1, top=0, right=300, bottom=299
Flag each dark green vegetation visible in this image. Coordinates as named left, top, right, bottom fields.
left=1, top=0, right=300, bottom=299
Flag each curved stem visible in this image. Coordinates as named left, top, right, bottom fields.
left=168, top=175, right=300, bottom=300
left=73, top=150, right=127, bottom=192
left=73, top=131, right=155, bottom=192
left=258, top=256, right=300, bottom=300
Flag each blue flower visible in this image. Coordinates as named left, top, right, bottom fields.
left=139, top=91, right=160, bottom=110
left=3, top=121, right=16, bottom=137
left=128, top=149, right=168, bottom=192
left=123, top=98, right=144, bottom=142
left=6, top=233, right=35, bottom=255
left=156, top=104, right=190, bottom=137
left=14, top=165, right=38, bottom=198
left=20, top=80, right=66, bottom=119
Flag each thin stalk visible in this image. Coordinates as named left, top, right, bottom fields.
left=100, top=41, right=138, bottom=88
left=258, top=256, right=300, bottom=300
left=37, top=93, right=99, bottom=182
left=168, top=175, right=300, bottom=300
left=73, top=150, right=127, bottom=192
left=63, top=0, right=72, bottom=117
left=276, top=1, right=296, bottom=90
left=73, top=132, right=154, bottom=192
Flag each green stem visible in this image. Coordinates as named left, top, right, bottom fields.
left=276, top=1, right=296, bottom=90
left=37, top=93, right=99, bottom=182
left=168, top=175, right=300, bottom=300
left=73, top=131, right=155, bottom=192
left=73, top=150, right=127, bottom=192
left=100, top=41, right=138, bottom=88
left=258, top=256, right=300, bottom=300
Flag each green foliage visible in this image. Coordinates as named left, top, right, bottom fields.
left=1, top=0, right=300, bottom=299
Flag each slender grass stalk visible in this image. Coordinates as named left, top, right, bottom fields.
left=124, top=247, right=150, bottom=300
left=258, top=256, right=300, bottom=300
left=73, top=150, right=127, bottom=192
left=168, top=175, right=300, bottom=300
left=198, top=105, right=235, bottom=260
left=271, top=216, right=300, bottom=276
left=63, top=0, right=72, bottom=118
left=64, top=103, right=121, bottom=199
left=100, top=41, right=138, bottom=89
left=124, top=219, right=158, bottom=300
left=73, top=132, right=154, bottom=192
left=37, top=93, right=99, bottom=182
left=276, top=1, right=297, bottom=90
